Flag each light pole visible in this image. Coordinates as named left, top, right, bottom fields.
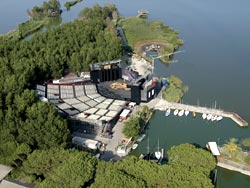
left=151, top=50, right=185, bottom=75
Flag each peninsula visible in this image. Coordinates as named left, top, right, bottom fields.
left=0, top=3, right=248, bottom=188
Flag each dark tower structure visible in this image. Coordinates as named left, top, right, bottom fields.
left=90, top=60, right=122, bottom=83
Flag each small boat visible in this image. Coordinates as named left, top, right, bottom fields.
left=165, top=108, right=171, bottom=116
left=184, top=110, right=189, bottom=116
left=216, top=116, right=223, bottom=121
left=155, top=139, right=161, bottom=160
left=202, top=113, right=207, bottom=119
left=192, top=111, right=196, bottom=117
left=211, top=115, right=217, bottom=121
left=137, top=134, right=146, bottom=142
left=174, top=109, right=179, bottom=116
left=178, top=110, right=184, bottom=116
left=155, top=151, right=161, bottom=160
left=207, top=114, right=212, bottom=120
left=132, top=143, right=138, bottom=150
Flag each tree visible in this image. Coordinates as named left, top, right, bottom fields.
left=167, top=143, right=216, bottom=176
left=91, top=159, right=146, bottom=188
left=18, top=102, right=70, bottom=149
left=37, top=151, right=97, bottom=188
left=122, top=115, right=140, bottom=138
left=222, top=138, right=242, bottom=158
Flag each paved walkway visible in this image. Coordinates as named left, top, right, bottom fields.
left=100, top=120, right=125, bottom=161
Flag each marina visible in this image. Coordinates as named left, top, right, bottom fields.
left=1, top=0, right=250, bottom=187
left=153, top=99, right=248, bottom=127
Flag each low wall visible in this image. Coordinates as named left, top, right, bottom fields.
left=217, top=158, right=250, bottom=176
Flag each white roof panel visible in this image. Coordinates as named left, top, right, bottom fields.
left=120, top=109, right=130, bottom=118
left=208, top=142, right=220, bottom=156
left=84, top=108, right=99, bottom=114
left=87, top=114, right=101, bottom=120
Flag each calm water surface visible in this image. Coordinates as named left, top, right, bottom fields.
left=1, top=0, right=250, bottom=187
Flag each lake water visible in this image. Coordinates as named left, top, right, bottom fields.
left=1, top=0, right=250, bottom=187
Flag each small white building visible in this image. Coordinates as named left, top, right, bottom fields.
left=72, top=137, right=100, bottom=150
left=207, top=142, right=220, bottom=161
left=119, top=109, right=130, bottom=120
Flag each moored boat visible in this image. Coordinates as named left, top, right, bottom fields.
left=202, top=113, right=207, bottom=119
left=165, top=108, right=171, bottom=116
left=132, top=143, right=138, bottom=150
left=137, top=134, right=146, bottom=142
left=185, top=110, right=189, bottom=116
left=216, top=116, right=223, bottom=121
left=174, top=109, right=179, bottom=116
left=192, top=111, right=196, bottom=117
left=211, top=115, right=217, bottom=121
left=178, top=110, right=184, bottom=116
left=207, top=114, right=212, bottom=120
left=155, top=151, right=161, bottom=160
left=155, top=139, right=161, bottom=160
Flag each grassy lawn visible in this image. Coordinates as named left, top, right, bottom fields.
left=118, top=17, right=183, bottom=56
left=162, top=75, right=189, bottom=102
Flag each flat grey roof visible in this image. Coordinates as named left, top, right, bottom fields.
left=95, top=109, right=108, bottom=116
left=108, top=104, right=120, bottom=111
left=60, top=85, right=73, bottom=90
left=56, top=103, right=72, bottom=110
left=113, top=100, right=127, bottom=106
left=87, top=114, right=100, bottom=120
left=103, top=99, right=113, bottom=104
left=87, top=93, right=101, bottom=99
left=47, top=88, right=59, bottom=94
left=85, top=100, right=98, bottom=107
left=47, top=84, right=59, bottom=89
left=63, top=98, right=81, bottom=105
left=74, top=112, right=88, bottom=119
left=49, top=99, right=61, bottom=104
left=96, top=103, right=109, bottom=109
left=72, top=103, right=90, bottom=112
left=94, top=96, right=106, bottom=103
left=64, top=109, right=79, bottom=116
left=105, top=110, right=118, bottom=117
left=77, top=96, right=91, bottom=102
left=84, top=108, right=99, bottom=114
left=99, top=116, right=112, bottom=121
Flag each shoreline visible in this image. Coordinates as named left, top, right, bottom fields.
left=217, top=158, right=250, bottom=176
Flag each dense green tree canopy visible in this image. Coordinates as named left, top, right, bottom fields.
left=0, top=4, right=122, bottom=166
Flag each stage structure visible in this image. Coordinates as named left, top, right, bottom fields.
left=90, top=60, right=122, bottom=83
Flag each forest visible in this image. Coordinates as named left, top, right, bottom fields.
left=0, top=3, right=215, bottom=188
left=0, top=3, right=122, bottom=167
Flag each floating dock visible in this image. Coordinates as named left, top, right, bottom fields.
left=154, top=99, right=248, bottom=127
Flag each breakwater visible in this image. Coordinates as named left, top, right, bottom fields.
left=146, top=98, right=248, bottom=127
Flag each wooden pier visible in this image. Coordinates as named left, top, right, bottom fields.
left=152, top=99, right=248, bottom=127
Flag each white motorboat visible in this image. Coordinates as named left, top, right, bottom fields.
left=184, top=110, right=189, bottom=116
left=216, top=116, right=223, bottom=121
left=155, top=139, right=161, bottom=160
left=207, top=114, right=212, bottom=120
left=155, top=151, right=161, bottom=160
left=202, top=113, right=207, bottom=119
left=165, top=108, right=171, bottom=116
left=137, top=134, right=146, bottom=142
left=132, top=143, right=138, bottom=150
left=174, top=109, right=179, bottom=116
left=178, top=110, right=184, bottom=116
left=211, top=115, right=217, bottom=121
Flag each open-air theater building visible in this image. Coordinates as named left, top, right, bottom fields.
left=36, top=60, right=160, bottom=137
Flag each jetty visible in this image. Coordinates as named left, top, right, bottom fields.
left=144, top=98, right=248, bottom=127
